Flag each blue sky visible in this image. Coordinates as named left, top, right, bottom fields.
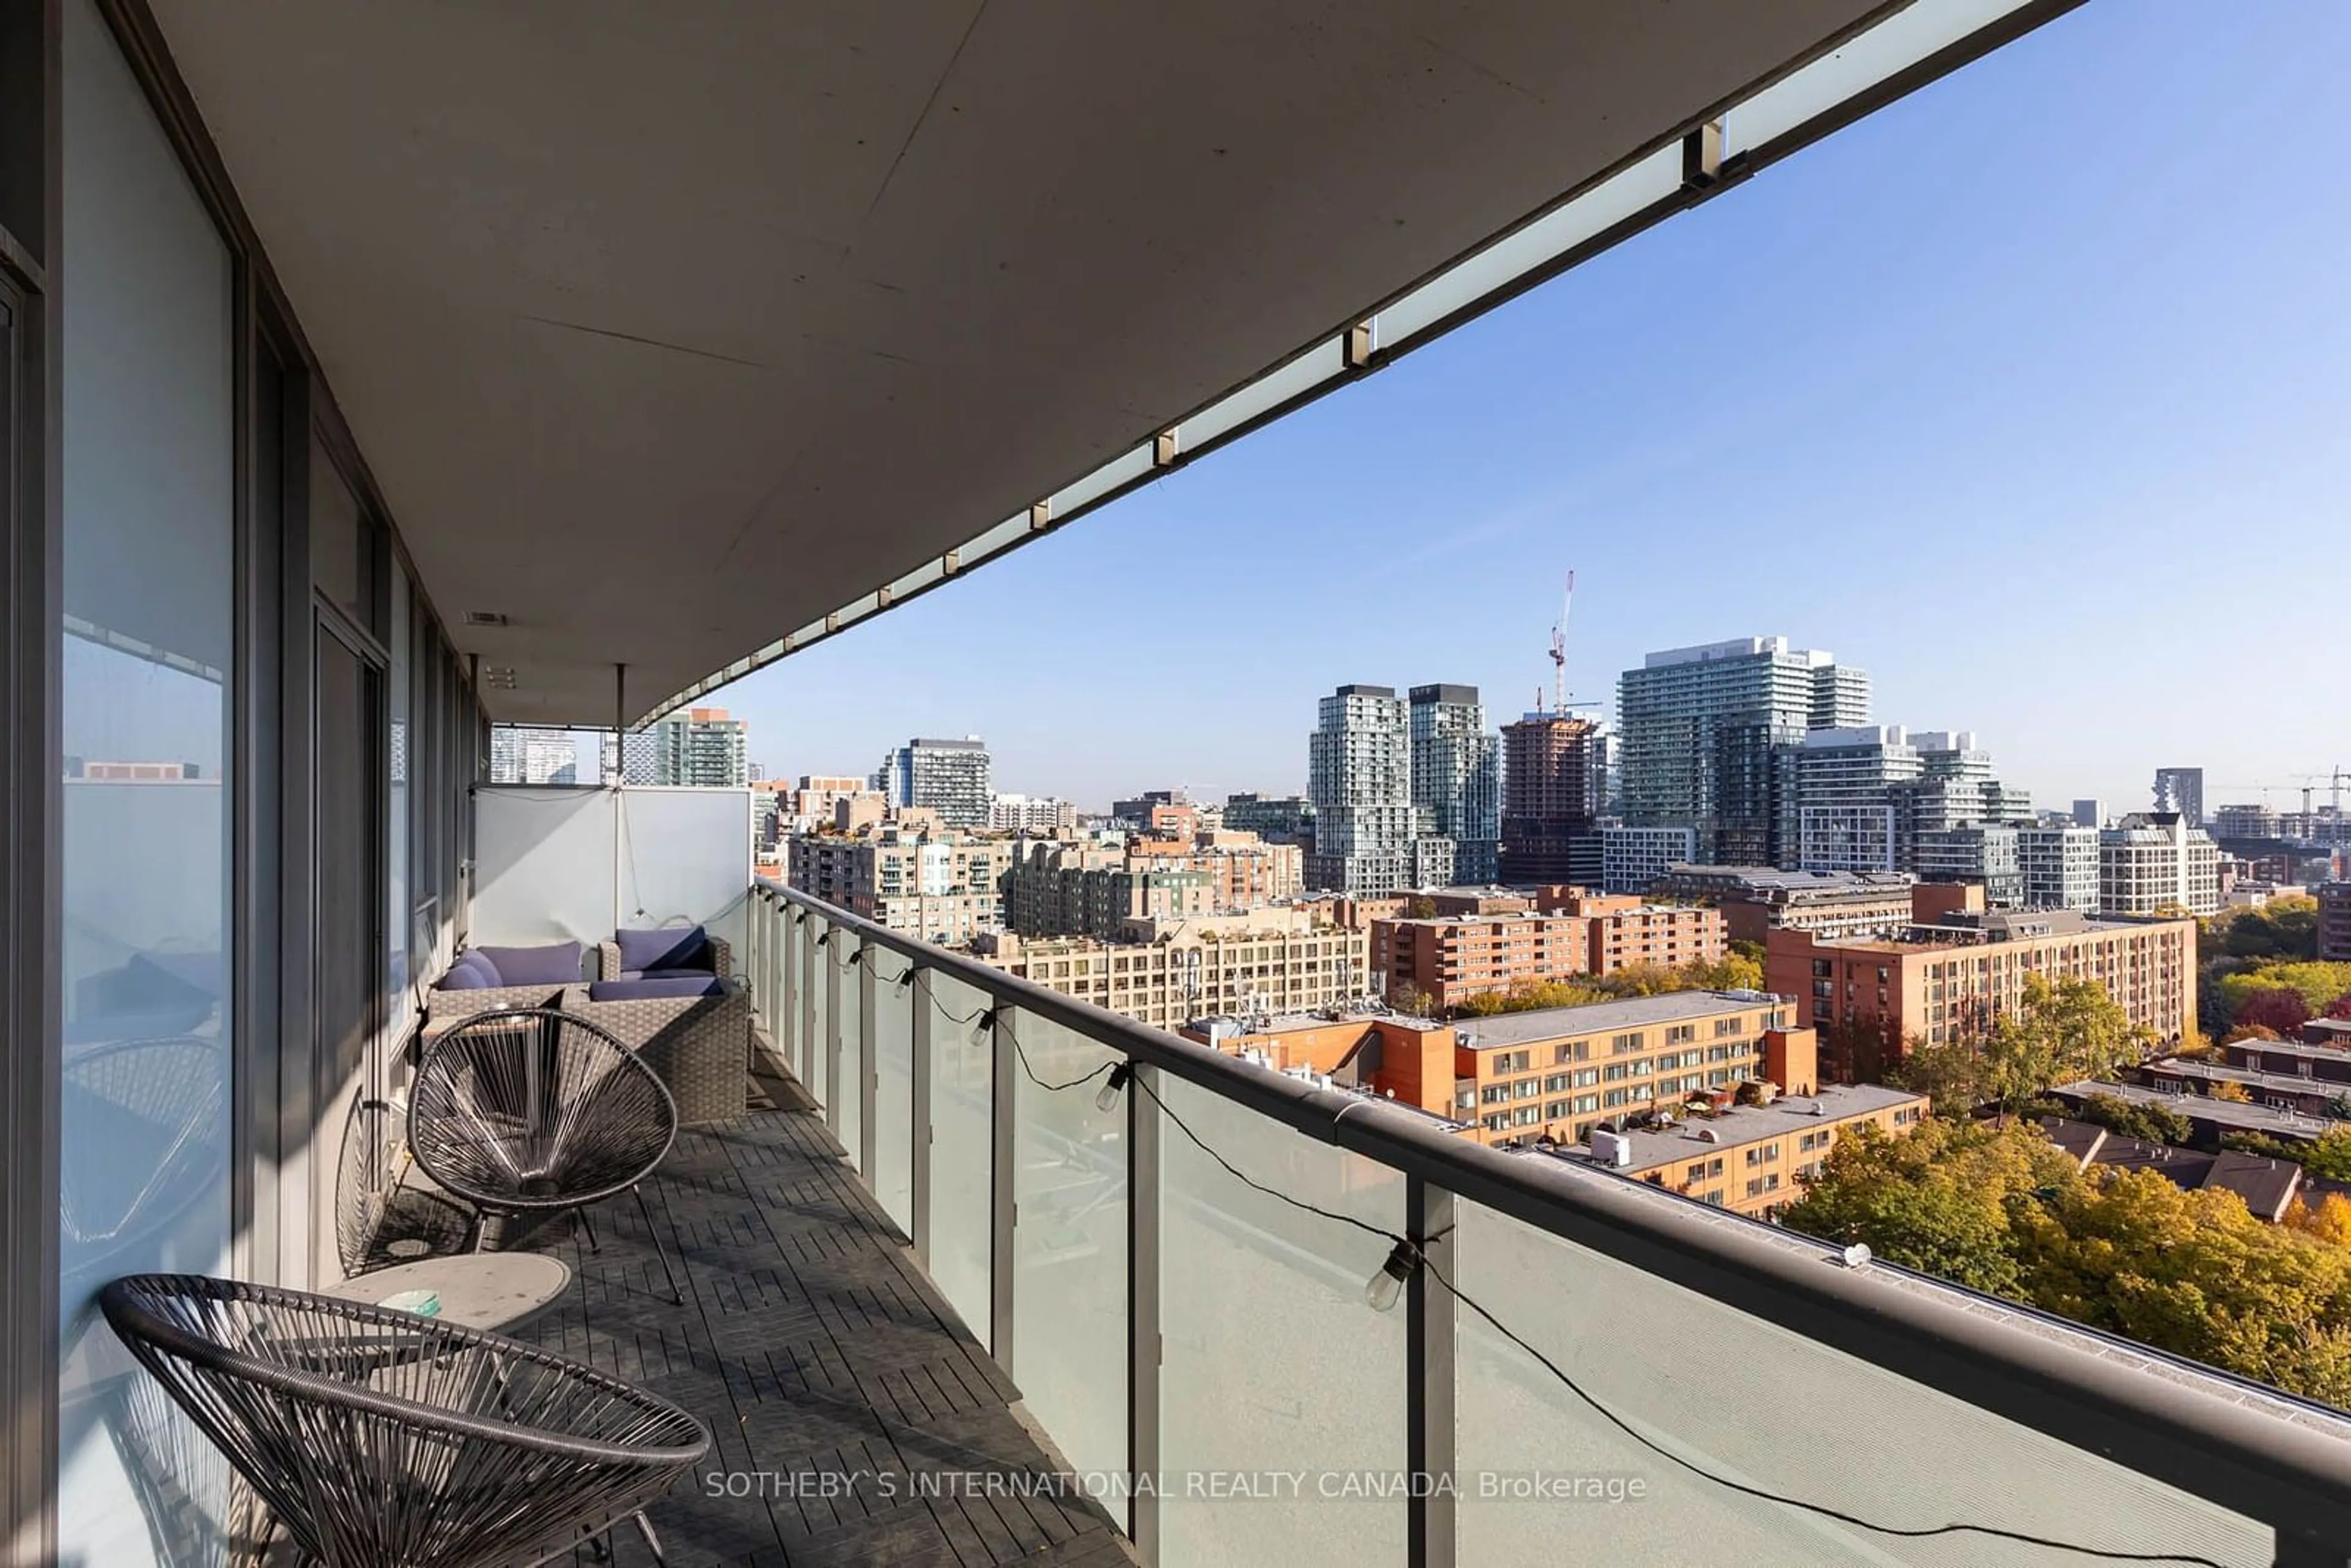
left=718, top=1, right=2349, bottom=816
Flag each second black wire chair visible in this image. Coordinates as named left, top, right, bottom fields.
left=409, top=1007, right=685, bottom=1304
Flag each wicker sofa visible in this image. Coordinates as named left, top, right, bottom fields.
left=423, top=940, right=591, bottom=1029
left=593, top=927, right=734, bottom=985
left=569, top=975, right=750, bottom=1125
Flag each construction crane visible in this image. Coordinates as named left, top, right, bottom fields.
left=2211, top=774, right=2350, bottom=844
left=1540, top=570, right=1601, bottom=715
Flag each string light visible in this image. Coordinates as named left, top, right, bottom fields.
left=1095, top=1062, right=1132, bottom=1113
left=1364, top=1239, right=1419, bottom=1313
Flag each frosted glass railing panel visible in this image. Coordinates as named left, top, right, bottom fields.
left=925, top=969, right=996, bottom=1348
left=871, top=948, right=916, bottom=1234
left=804, top=915, right=832, bottom=1105
left=832, top=932, right=864, bottom=1172
left=1009, top=1010, right=1128, bottom=1529
left=1451, top=1201, right=2267, bottom=1566
left=1157, top=1076, right=1408, bottom=1564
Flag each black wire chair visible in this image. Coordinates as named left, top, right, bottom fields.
left=100, top=1274, right=711, bottom=1568
left=409, top=1007, right=684, bottom=1304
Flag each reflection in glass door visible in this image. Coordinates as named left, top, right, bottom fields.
left=313, top=620, right=383, bottom=1286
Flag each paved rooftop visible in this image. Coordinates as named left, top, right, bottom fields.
left=1562, top=1083, right=1923, bottom=1173
left=1452, top=989, right=1785, bottom=1047
left=2050, top=1080, right=2348, bottom=1140
left=385, top=1056, right=1136, bottom=1567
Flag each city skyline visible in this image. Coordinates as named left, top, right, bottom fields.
left=694, top=1, right=2346, bottom=815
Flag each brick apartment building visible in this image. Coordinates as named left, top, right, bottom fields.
left=2322, top=882, right=2351, bottom=963
left=973, top=923, right=1368, bottom=1031
left=1179, top=1013, right=1464, bottom=1124
left=1004, top=832, right=1302, bottom=940
left=1182, top=995, right=1921, bottom=1218
left=1647, top=865, right=1920, bottom=945
left=1371, top=895, right=1724, bottom=1011
left=1568, top=1082, right=1927, bottom=1218
left=786, top=825, right=1008, bottom=945
left=1449, top=991, right=1815, bottom=1147
left=1764, top=884, right=2196, bottom=1059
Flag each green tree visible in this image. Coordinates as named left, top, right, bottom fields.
left=1406, top=895, right=1438, bottom=919
left=2063, top=1092, right=2194, bottom=1146
left=1687, top=949, right=1764, bottom=992
left=2224, top=1127, right=2351, bottom=1183
left=2219, top=962, right=2351, bottom=1024
left=1892, top=973, right=2146, bottom=1117
left=1780, top=1119, right=2075, bottom=1296
left=1788, top=1118, right=2351, bottom=1405
left=2203, top=896, right=2322, bottom=964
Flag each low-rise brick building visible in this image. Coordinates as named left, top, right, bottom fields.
left=1371, top=896, right=1725, bottom=1011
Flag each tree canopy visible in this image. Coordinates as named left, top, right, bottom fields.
left=1889, top=973, right=2147, bottom=1117
left=2202, top=896, right=2322, bottom=964
left=1444, top=950, right=1768, bottom=1019
left=2046, top=1092, right=2194, bottom=1146
left=1783, top=1118, right=2351, bottom=1405
left=2216, top=962, right=2351, bottom=1027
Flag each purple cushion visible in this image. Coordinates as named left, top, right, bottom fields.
left=437, top=952, right=498, bottom=990
left=473, top=942, right=583, bottom=986
left=589, top=975, right=725, bottom=1002
left=614, top=926, right=710, bottom=976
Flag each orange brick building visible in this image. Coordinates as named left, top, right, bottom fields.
left=1449, top=991, right=1813, bottom=1147
left=1371, top=896, right=1725, bottom=1011
left=1570, top=1082, right=1927, bottom=1218
left=1764, top=896, right=2197, bottom=1065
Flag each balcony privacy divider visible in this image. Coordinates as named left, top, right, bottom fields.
left=744, top=880, right=2351, bottom=1567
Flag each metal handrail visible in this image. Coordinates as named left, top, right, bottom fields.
left=752, top=877, right=2351, bottom=1553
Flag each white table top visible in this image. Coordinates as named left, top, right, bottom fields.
left=322, top=1252, right=573, bottom=1334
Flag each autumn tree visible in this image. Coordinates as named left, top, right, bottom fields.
left=1687, top=949, right=1764, bottom=992
left=2061, top=1092, right=2194, bottom=1146
left=2225, top=1127, right=2351, bottom=1183
left=2219, top=962, right=2351, bottom=1024
left=2235, top=986, right=2312, bottom=1038
left=1891, top=973, right=2146, bottom=1117
left=1788, top=1118, right=2351, bottom=1404
left=2205, top=896, right=2322, bottom=964
left=1780, top=1119, right=2076, bottom=1296
left=2327, top=992, right=2351, bottom=1022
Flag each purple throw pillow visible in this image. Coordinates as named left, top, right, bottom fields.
left=615, top=926, right=710, bottom=975
left=473, top=942, right=583, bottom=986
left=437, top=952, right=497, bottom=990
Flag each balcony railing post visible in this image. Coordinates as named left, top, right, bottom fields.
left=859, top=935, right=879, bottom=1179
left=779, top=894, right=793, bottom=1052
left=1127, top=1060, right=1162, bottom=1563
left=797, top=912, right=816, bottom=1090
left=989, top=1002, right=1017, bottom=1368
left=823, top=923, right=843, bottom=1130
left=1407, top=1175, right=1457, bottom=1568
left=911, top=964, right=934, bottom=1269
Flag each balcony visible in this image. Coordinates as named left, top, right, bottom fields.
left=699, top=877, right=2351, bottom=1566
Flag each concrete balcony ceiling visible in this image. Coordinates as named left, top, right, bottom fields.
left=151, top=0, right=1884, bottom=724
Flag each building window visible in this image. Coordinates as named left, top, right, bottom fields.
left=1744, top=1143, right=1780, bottom=1165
